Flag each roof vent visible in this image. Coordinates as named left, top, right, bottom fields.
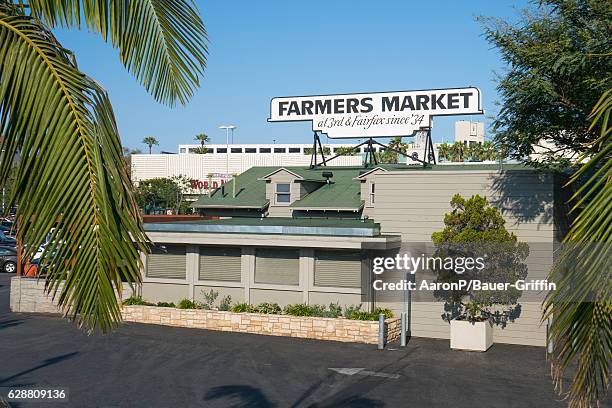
left=322, top=171, right=333, bottom=184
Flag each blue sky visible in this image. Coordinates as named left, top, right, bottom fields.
left=53, top=0, right=529, bottom=152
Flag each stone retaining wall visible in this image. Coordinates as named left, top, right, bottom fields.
left=10, top=276, right=134, bottom=314
left=9, top=276, right=400, bottom=345
left=122, top=305, right=400, bottom=344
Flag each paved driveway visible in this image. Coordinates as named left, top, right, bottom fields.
left=0, top=273, right=589, bottom=408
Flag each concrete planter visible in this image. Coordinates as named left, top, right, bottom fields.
left=450, top=319, right=493, bottom=351
left=122, top=305, right=401, bottom=345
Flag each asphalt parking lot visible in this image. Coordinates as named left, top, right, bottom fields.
left=0, top=273, right=591, bottom=408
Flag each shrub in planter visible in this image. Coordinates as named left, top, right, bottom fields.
left=431, top=194, right=529, bottom=351
left=156, top=302, right=176, bottom=308
left=200, top=289, right=219, bottom=310
left=252, top=303, right=281, bottom=314
left=343, top=304, right=363, bottom=319
left=218, top=295, right=232, bottom=311
left=122, top=296, right=154, bottom=306
left=347, top=307, right=394, bottom=321
left=231, top=302, right=252, bottom=313
left=177, top=298, right=201, bottom=309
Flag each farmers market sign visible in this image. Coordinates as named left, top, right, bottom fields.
left=269, top=87, right=483, bottom=138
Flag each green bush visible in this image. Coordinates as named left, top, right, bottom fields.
left=283, top=303, right=315, bottom=316
left=283, top=303, right=343, bottom=318
left=177, top=298, right=201, bottom=309
left=122, top=296, right=154, bottom=306
left=218, top=295, right=232, bottom=311
left=228, top=302, right=391, bottom=321
left=231, top=302, right=252, bottom=313
left=345, top=306, right=394, bottom=321
left=156, top=302, right=176, bottom=308
left=343, top=304, right=363, bottom=319
left=200, top=289, right=219, bottom=310
left=327, top=302, right=343, bottom=317
left=252, top=302, right=281, bottom=314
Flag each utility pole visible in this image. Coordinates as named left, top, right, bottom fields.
left=219, top=125, right=236, bottom=177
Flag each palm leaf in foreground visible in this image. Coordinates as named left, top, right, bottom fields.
left=0, top=10, right=149, bottom=332
left=543, top=90, right=612, bottom=407
left=27, top=0, right=208, bottom=106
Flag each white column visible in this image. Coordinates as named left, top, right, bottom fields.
left=301, top=249, right=314, bottom=304
left=186, top=245, right=198, bottom=300
left=242, top=247, right=254, bottom=304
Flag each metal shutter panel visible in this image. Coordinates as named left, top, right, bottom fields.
left=199, top=247, right=242, bottom=282
left=255, top=248, right=299, bottom=285
left=314, top=250, right=361, bottom=288
left=147, top=245, right=186, bottom=279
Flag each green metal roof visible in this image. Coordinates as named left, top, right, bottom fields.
left=290, top=167, right=363, bottom=210
left=191, top=166, right=274, bottom=209
left=192, top=163, right=534, bottom=211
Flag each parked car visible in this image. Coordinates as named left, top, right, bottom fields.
left=0, top=225, right=15, bottom=237
left=0, top=245, right=17, bottom=273
left=0, top=231, right=16, bottom=246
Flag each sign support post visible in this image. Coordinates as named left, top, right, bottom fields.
left=309, top=132, right=328, bottom=169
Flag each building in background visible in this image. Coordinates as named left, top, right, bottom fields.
left=455, top=120, right=485, bottom=145
left=131, top=142, right=442, bottom=199
left=141, top=163, right=563, bottom=347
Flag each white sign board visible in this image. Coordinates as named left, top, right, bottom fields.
left=269, top=87, right=483, bottom=139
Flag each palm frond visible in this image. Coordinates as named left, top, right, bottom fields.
left=544, top=89, right=612, bottom=407
left=0, top=11, right=149, bottom=332
left=27, top=0, right=208, bottom=106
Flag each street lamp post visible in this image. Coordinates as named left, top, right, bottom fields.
left=219, top=125, right=236, bottom=176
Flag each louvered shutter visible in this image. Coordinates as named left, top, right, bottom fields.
left=146, top=245, right=187, bottom=279
left=255, top=248, right=299, bottom=285
left=314, top=250, right=361, bottom=288
left=199, top=247, right=242, bottom=282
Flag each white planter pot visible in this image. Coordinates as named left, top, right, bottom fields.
left=450, top=319, right=493, bottom=351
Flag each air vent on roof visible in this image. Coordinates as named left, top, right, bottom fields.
left=322, top=171, right=333, bottom=184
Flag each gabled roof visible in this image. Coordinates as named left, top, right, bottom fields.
left=258, top=167, right=330, bottom=182
left=258, top=167, right=304, bottom=180
left=290, top=167, right=363, bottom=211
left=192, top=166, right=274, bottom=209
left=354, top=166, right=388, bottom=180
left=192, top=163, right=534, bottom=211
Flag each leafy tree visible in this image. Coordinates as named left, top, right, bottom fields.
left=135, top=176, right=192, bottom=215
left=544, top=90, right=611, bottom=407
left=0, top=0, right=207, bottom=331
left=480, top=0, right=612, bottom=165
left=431, top=194, right=529, bottom=325
left=142, top=136, right=159, bottom=154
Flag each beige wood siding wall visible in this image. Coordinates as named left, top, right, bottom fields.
left=255, top=248, right=300, bottom=285
left=199, top=247, right=242, bottom=281
left=146, top=245, right=187, bottom=279
left=314, top=250, right=361, bottom=288
left=373, top=169, right=555, bottom=346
